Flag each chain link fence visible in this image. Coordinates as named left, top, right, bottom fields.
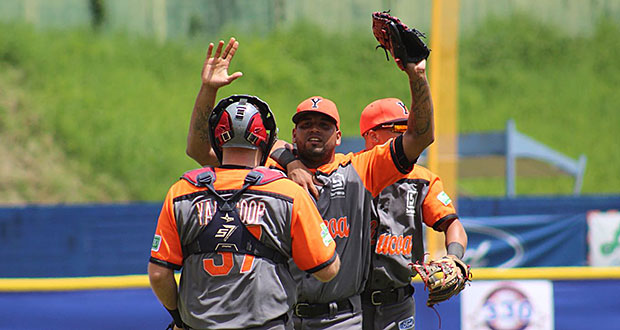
left=1, top=0, right=619, bottom=40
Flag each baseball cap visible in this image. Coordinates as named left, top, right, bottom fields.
left=292, top=96, right=341, bottom=129
left=359, top=98, right=409, bottom=136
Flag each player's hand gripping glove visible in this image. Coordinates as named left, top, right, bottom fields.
left=372, top=11, right=430, bottom=70
left=411, top=254, right=472, bottom=307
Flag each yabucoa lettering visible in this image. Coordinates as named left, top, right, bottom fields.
left=323, top=217, right=350, bottom=238
left=375, top=234, right=412, bottom=255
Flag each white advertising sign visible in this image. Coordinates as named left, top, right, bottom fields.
left=587, top=211, right=620, bottom=266
left=461, top=280, right=554, bottom=330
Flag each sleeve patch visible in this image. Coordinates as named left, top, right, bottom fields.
left=151, top=235, right=162, bottom=252
left=320, top=223, right=334, bottom=247
left=437, top=191, right=452, bottom=206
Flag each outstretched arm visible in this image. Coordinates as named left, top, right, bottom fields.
left=186, top=37, right=243, bottom=166
left=401, top=59, right=435, bottom=163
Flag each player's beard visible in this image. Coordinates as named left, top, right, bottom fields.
left=297, top=142, right=334, bottom=169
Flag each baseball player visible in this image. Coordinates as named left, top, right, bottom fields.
left=359, top=98, right=468, bottom=330
left=185, top=38, right=435, bottom=329
left=149, top=39, right=340, bottom=330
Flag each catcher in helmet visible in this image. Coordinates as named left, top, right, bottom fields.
left=149, top=38, right=340, bottom=330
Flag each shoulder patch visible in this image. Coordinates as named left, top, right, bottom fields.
left=437, top=191, right=452, bottom=206
left=151, top=235, right=162, bottom=252
left=320, top=223, right=334, bottom=246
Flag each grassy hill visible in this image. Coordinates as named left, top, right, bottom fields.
left=1, top=15, right=619, bottom=204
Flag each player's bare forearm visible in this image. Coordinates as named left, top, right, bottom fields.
left=313, top=254, right=341, bottom=282
left=186, top=38, right=243, bottom=166
left=148, top=262, right=179, bottom=310
left=186, top=84, right=220, bottom=166
left=402, top=60, right=435, bottom=162
left=445, top=219, right=468, bottom=252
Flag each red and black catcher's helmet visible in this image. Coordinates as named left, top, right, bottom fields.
left=208, top=94, right=278, bottom=166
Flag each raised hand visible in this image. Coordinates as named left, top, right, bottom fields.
left=201, top=37, right=243, bottom=89
left=404, top=59, right=427, bottom=81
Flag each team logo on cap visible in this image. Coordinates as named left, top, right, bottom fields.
left=397, top=101, right=409, bottom=115
left=310, top=98, right=322, bottom=108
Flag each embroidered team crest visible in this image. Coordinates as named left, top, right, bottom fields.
left=310, top=98, right=322, bottom=108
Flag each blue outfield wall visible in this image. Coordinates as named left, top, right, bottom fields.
left=0, top=288, right=169, bottom=330
left=458, top=194, right=620, bottom=216
left=0, top=203, right=160, bottom=277
left=0, top=195, right=619, bottom=277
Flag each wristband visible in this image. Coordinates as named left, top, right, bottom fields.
left=270, top=147, right=298, bottom=169
left=166, top=307, right=184, bottom=328
left=446, top=242, right=465, bottom=260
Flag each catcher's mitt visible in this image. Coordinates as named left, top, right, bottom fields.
left=411, top=255, right=472, bottom=307
left=372, top=11, right=430, bottom=70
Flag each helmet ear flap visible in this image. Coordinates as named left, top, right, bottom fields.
left=245, top=112, right=268, bottom=148
left=214, top=111, right=234, bottom=147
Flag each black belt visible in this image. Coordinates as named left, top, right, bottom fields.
left=362, top=285, right=415, bottom=306
left=184, top=312, right=289, bottom=329
left=293, top=299, right=353, bottom=318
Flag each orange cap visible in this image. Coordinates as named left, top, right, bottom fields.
left=359, top=98, right=409, bottom=136
left=292, top=96, right=340, bottom=129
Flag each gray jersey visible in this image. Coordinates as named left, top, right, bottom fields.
left=290, top=139, right=414, bottom=303
left=367, top=165, right=458, bottom=290
left=151, top=167, right=336, bottom=329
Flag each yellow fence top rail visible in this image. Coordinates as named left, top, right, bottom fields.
left=2, top=268, right=620, bottom=292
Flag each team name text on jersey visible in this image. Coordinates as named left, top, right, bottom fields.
left=375, top=233, right=413, bottom=256
left=195, top=199, right=266, bottom=225
left=323, top=216, right=350, bottom=238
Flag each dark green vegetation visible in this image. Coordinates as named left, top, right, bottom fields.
left=1, top=15, right=618, bottom=203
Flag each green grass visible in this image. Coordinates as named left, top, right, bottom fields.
left=459, top=14, right=620, bottom=195
left=1, top=14, right=619, bottom=202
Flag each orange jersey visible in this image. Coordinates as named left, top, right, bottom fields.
left=150, top=166, right=336, bottom=329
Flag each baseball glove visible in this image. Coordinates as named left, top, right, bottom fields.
left=411, top=255, right=472, bottom=307
left=372, top=11, right=430, bottom=70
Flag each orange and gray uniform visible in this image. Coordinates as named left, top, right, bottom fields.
left=269, top=136, right=414, bottom=329
left=150, top=166, right=337, bottom=330
left=362, top=164, right=458, bottom=330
